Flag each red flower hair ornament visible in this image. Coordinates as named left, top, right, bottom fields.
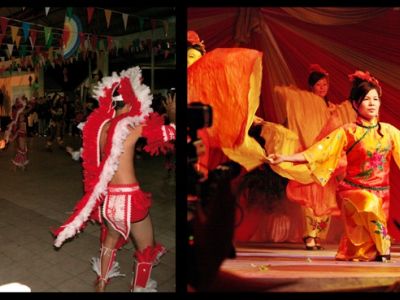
left=308, top=64, right=329, bottom=77
left=348, top=70, right=380, bottom=89
left=187, top=30, right=206, bottom=54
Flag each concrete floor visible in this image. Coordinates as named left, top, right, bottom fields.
left=0, top=135, right=175, bottom=292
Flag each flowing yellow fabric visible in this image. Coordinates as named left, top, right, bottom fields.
left=188, top=48, right=260, bottom=149
left=188, top=48, right=265, bottom=172
left=276, top=86, right=329, bottom=148
left=274, top=85, right=356, bottom=149
left=257, top=119, right=313, bottom=183
left=273, top=86, right=356, bottom=218
left=188, top=47, right=303, bottom=172
left=302, top=127, right=347, bottom=186
left=221, top=56, right=267, bottom=170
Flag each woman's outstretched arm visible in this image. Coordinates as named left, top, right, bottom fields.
left=266, top=152, right=306, bottom=165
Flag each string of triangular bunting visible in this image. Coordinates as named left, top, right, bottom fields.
left=0, top=7, right=175, bottom=70
left=44, top=7, right=171, bottom=34
left=0, top=7, right=173, bottom=47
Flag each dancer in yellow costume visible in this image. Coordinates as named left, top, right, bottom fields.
left=267, top=70, right=395, bottom=262
left=274, top=65, right=356, bottom=250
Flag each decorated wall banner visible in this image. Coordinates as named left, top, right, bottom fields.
left=63, top=14, right=82, bottom=59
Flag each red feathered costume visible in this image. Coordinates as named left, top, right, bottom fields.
left=53, top=67, right=174, bottom=291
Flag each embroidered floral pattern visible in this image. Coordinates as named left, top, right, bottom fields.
left=371, top=220, right=390, bottom=240
left=307, top=216, right=329, bottom=233
left=355, top=147, right=388, bottom=179
left=368, top=151, right=385, bottom=170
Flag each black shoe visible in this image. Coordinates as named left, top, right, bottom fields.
left=375, top=254, right=391, bottom=261
left=303, top=236, right=317, bottom=250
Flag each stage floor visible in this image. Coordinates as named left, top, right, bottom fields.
left=218, top=242, right=400, bottom=292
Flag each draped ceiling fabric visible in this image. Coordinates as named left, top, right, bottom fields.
left=188, top=7, right=400, bottom=241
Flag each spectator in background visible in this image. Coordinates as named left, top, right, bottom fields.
left=46, top=95, right=66, bottom=151
left=36, top=97, right=49, bottom=137
left=163, top=90, right=176, bottom=178
left=4, top=97, right=29, bottom=170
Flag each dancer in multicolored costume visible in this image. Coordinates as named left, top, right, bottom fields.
left=3, top=97, right=29, bottom=170
left=267, top=70, right=397, bottom=262
left=53, top=67, right=175, bottom=291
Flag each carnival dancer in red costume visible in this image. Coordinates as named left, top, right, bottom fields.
left=3, top=97, right=29, bottom=170
left=53, top=67, right=175, bottom=292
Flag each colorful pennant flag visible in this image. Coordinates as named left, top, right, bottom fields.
left=122, top=13, right=128, bottom=31
left=29, top=30, right=37, bottom=49
left=104, top=9, right=112, bottom=29
left=22, top=22, right=31, bottom=41
left=66, top=7, right=73, bottom=20
left=10, top=26, right=19, bottom=43
left=44, top=27, right=52, bottom=45
left=87, top=7, right=95, bottom=24
left=0, top=17, right=8, bottom=34
left=46, top=31, right=53, bottom=48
